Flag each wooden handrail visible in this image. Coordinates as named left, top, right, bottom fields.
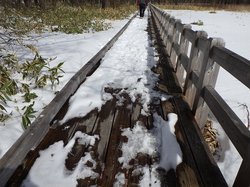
left=150, top=3, right=250, bottom=186
left=203, top=86, right=250, bottom=158
left=211, top=46, right=250, bottom=89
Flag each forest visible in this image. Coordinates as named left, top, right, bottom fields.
left=0, top=0, right=249, bottom=9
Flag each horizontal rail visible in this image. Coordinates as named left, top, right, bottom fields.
left=211, top=46, right=250, bottom=89
left=203, top=86, right=250, bottom=158
left=0, top=14, right=136, bottom=187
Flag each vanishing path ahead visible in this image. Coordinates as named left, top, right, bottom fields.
left=0, top=8, right=227, bottom=187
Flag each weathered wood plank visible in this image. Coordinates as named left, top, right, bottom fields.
left=92, top=98, right=116, bottom=162
left=194, top=38, right=224, bottom=126
left=6, top=121, right=80, bottom=186
left=161, top=100, right=201, bottom=187
left=171, top=96, right=227, bottom=186
left=233, top=145, right=250, bottom=187
left=183, top=28, right=197, bottom=44
left=179, top=54, right=189, bottom=71
left=64, top=110, right=99, bottom=171
left=127, top=106, right=154, bottom=186
left=191, top=37, right=211, bottom=113
left=203, top=86, right=250, bottom=157
left=170, top=19, right=181, bottom=69
left=211, top=46, right=250, bottom=89
left=131, top=102, right=142, bottom=125
left=166, top=18, right=175, bottom=56
left=184, top=33, right=208, bottom=109
left=175, top=25, right=191, bottom=88
left=99, top=102, right=131, bottom=186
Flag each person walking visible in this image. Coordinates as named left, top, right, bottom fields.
left=137, top=0, right=147, bottom=18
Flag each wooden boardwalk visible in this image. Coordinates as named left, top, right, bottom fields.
left=4, top=14, right=228, bottom=187
left=1, top=4, right=250, bottom=186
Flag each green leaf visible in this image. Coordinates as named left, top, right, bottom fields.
left=0, top=104, right=7, bottom=112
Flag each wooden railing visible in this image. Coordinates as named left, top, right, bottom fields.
left=150, top=4, right=250, bottom=186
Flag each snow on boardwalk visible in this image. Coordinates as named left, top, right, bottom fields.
left=21, top=11, right=183, bottom=187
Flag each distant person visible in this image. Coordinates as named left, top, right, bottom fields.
left=137, top=0, right=147, bottom=18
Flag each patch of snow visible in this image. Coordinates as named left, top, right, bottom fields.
left=22, top=131, right=99, bottom=187
left=119, top=122, right=157, bottom=168
left=152, top=113, right=182, bottom=171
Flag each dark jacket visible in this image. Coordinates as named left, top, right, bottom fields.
left=137, top=0, right=148, bottom=6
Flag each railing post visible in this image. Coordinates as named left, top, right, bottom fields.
left=193, top=38, right=225, bottom=127
left=165, top=18, right=175, bottom=56
left=170, top=19, right=181, bottom=69
left=184, top=31, right=208, bottom=108
left=161, top=14, right=171, bottom=47
left=176, top=25, right=191, bottom=88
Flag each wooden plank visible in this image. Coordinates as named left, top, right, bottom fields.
left=6, top=120, right=83, bottom=186
left=5, top=108, right=99, bottom=185
left=126, top=107, right=153, bottom=186
left=64, top=111, right=99, bottom=171
left=166, top=18, right=175, bottom=56
left=176, top=21, right=183, bottom=32
left=196, top=37, right=210, bottom=52
left=161, top=100, right=202, bottom=187
left=184, top=32, right=208, bottom=109
left=179, top=54, right=189, bottom=71
left=194, top=38, right=224, bottom=127
left=203, top=86, right=250, bottom=158
left=172, top=43, right=180, bottom=58
left=76, top=110, right=99, bottom=134
left=170, top=20, right=181, bottom=69
left=131, top=102, right=142, bottom=125
left=160, top=14, right=170, bottom=40
left=99, top=102, right=131, bottom=187
left=189, top=38, right=211, bottom=109
left=211, top=46, right=250, bottom=89
left=183, top=28, right=197, bottom=43
left=190, top=71, right=199, bottom=88
left=171, top=96, right=228, bottom=186
left=233, top=146, right=250, bottom=187
left=175, top=25, right=191, bottom=89
left=177, top=163, right=200, bottom=187
left=92, top=98, right=116, bottom=162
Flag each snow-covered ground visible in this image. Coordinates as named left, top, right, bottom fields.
left=1, top=6, right=250, bottom=187
left=0, top=19, right=129, bottom=158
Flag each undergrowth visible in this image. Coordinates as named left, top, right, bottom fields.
left=0, top=4, right=136, bottom=128
left=0, top=50, right=64, bottom=129
left=0, top=5, right=137, bottom=34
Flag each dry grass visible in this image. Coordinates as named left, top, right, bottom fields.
left=158, top=3, right=250, bottom=12
left=221, top=4, right=250, bottom=11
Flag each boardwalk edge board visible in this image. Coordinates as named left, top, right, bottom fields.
left=0, top=13, right=137, bottom=186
